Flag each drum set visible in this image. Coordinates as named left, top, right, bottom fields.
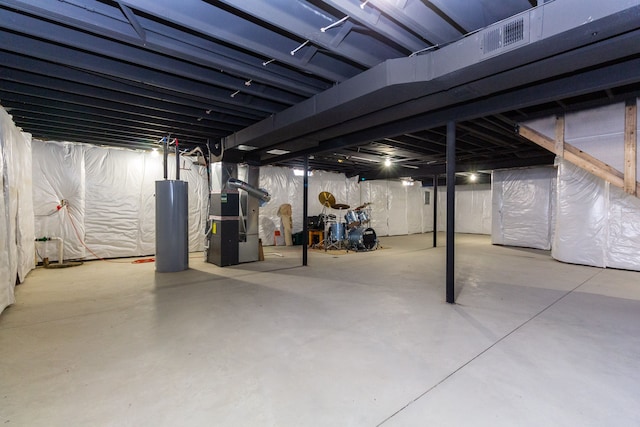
left=313, top=191, right=378, bottom=252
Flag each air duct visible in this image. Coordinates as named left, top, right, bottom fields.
left=227, top=177, right=271, bottom=203
left=224, top=0, right=640, bottom=152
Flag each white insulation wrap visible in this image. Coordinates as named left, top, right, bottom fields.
left=258, top=168, right=491, bottom=245
left=258, top=166, right=360, bottom=244
left=32, top=140, right=208, bottom=261
left=524, top=99, right=640, bottom=270
left=1, top=105, right=35, bottom=314
left=436, top=184, right=492, bottom=234
left=261, top=169, right=496, bottom=243
left=359, top=180, right=390, bottom=236
left=525, top=98, right=640, bottom=184
left=492, top=167, right=556, bottom=250
left=552, top=160, right=640, bottom=271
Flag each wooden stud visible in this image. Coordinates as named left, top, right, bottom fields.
left=563, top=144, right=624, bottom=189
left=518, top=125, right=555, bottom=152
left=519, top=124, right=640, bottom=194
left=555, top=115, right=565, bottom=157
left=624, top=100, right=637, bottom=195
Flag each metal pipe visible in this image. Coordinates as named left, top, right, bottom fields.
left=302, top=156, right=309, bottom=266
left=446, top=121, right=456, bottom=304
left=163, top=135, right=169, bottom=179
left=175, top=138, right=180, bottom=180
left=35, top=236, right=64, bottom=264
left=227, top=177, right=271, bottom=203
left=433, top=174, right=438, bottom=248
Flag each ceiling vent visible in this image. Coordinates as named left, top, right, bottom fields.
left=482, top=16, right=529, bottom=57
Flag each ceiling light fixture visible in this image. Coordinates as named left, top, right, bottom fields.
left=266, top=149, right=290, bottom=155
left=262, top=59, right=275, bottom=66
left=360, top=0, right=369, bottom=9
left=293, top=168, right=313, bottom=177
left=384, top=158, right=392, bottom=167
left=469, top=173, right=478, bottom=182
left=230, top=90, right=240, bottom=98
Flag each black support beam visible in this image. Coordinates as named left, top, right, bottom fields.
left=446, top=121, right=455, bottom=304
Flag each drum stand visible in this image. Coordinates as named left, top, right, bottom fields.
left=324, top=207, right=349, bottom=251
left=313, top=191, right=353, bottom=252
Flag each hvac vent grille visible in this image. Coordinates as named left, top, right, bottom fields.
left=483, top=17, right=526, bottom=55
left=485, top=28, right=502, bottom=53
left=504, top=18, right=524, bottom=46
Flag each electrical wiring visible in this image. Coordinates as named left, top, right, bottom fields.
left=35, top=201, right=67, bottom=217
left=34, top=245, right=43, bottom=262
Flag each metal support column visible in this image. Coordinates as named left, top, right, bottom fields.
left=433, top=174, right=438, bottom=248
left=446, top=121, right=456, bottom=304
left=302, top=156, right=309, bottom=266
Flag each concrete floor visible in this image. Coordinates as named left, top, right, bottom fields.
left=1, top=234, right=639, bottom=426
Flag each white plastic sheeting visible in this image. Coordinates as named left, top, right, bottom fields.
left=565, top=103, right=625, bottom=173
left=258, top=166, right=360, bottom=244
left=1, top=105, right=35, bottom=314
left=32, top=141, right=86, bottom=260
left=525, top=98, right=640, bottom=183
left=258, top=168, right=491, bottom=245
left=492, top=167, right=556, bottom=250
left=523, top=99, right=640, bottom=270
left=435, top=184, right=492, bottom=234
left=359, top=180, right=390, bottom=236
left=552, top=160, right=640, bottom=271
left=32, top=140, right=208, bottom=261
left=407, top=184, right=428, bottom=234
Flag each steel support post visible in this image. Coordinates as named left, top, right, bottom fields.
left=446, top=122, right=456, bottom=304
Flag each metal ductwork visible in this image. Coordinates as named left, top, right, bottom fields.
left=224, top=0, right=640, bottom=155
left=227, top=177, right=271, bottom=203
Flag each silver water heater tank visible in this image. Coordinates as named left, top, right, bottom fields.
left=155, top=180, right=189, bottom=272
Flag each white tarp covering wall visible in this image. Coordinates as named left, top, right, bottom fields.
left=258, top=166, right=360, bottom=244
left=435, top=184, right=492, bottom=234
left=259, top=167, right=491, bottom=245
left=1, top=105, right=35, bottom=314
left=32, top=140, right=208, bottom=261
left=506, top=98, right=640, bottom=271
left=553, top=160, right=640, bottom=271
left=526, top=99, right=639, bottom=186
left=492, top=167, right=556, bottom=250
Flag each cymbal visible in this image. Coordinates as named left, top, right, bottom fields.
left=355, top=202, right=371, bottom=210
left=331, top=203, right=350, bottom=209
left=318, top=191, right=336, bottom=207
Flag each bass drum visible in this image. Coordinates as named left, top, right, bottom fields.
left=347, top=227, right=377, bottom=251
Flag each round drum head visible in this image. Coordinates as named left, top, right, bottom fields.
left=361, top=227, right=377, bottom=250
left=347, top=227, right=377, bottom=251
